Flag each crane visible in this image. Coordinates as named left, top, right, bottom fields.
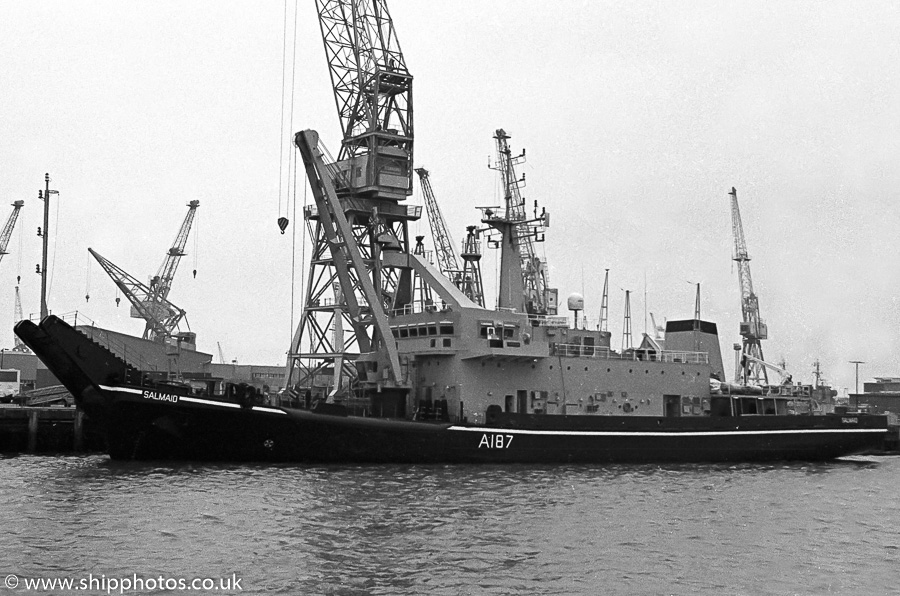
left=12, top=286, right=28, bottom=352
left=317, top=0, right=413, bottom=200
left=728, top=187, right=769, bottom=385
left=489, top=130, right=554, bottom=314
left=145, top=200, right=199, bottom=306
left=0, top=200, right=24, bottom=265
left=286, top=0, right=415, bottom=396
left=415, top=168, right=460, bottom=276
left=414, top=168, right=485, bottom=306
left=90, top=200, right=198, bottom=342
left=89, top=248, right=187, bottom=342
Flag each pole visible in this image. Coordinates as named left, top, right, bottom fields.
left=849, top=360, right=864, bottom=410
left=40, top=173, right=52, bottom=319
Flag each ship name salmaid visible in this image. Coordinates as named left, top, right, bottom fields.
left=142, top=390, right=179, bottom=403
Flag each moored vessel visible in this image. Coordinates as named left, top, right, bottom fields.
left=14, top=0, right=888, bottom=462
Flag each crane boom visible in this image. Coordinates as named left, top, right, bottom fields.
left=151, top=200, right=199, bottom=303
left=316, top=0, right=413, bottom=200
left=728, top=187, right=768, bottom=385
left=0, top=200, right=24, bottom=261
left=415, top=168, right=460, bottom=275
left=89, top=248, right=186, bottom=342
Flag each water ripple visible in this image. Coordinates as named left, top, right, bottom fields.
left=2, top=456, right=900, bottom=594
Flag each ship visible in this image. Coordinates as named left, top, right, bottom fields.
left=14, top=2, right=887, bottom=463
left=12, top=131, right=888, bottom=463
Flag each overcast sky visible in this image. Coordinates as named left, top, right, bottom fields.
left=2, top=1, right=899, bottom=394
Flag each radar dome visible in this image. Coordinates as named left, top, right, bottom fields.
left=567, top=292, right=584, bottom=312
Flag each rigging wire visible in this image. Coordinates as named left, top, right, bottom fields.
left=290, top=147, right=299, bottom=345
left=277, top=0, right=290, bottom=219
left=193, top=206, right=199, bottom=278
left=85, top=251, right=91, bottom=302
left=47, top=186, right=61, bottom=300
left=16, top=208, right=23, bottom=284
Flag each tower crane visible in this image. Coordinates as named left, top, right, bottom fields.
left=728, top=187, right=769, bottom=385
left=0, top=200, right=24, bottom=266
left=286, top=0, right=415, bottom=396
left=90, top=200, right=199, bottom=343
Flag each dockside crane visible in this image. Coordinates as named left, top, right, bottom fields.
left=12, top=286, right=28, bottom=352
left=0, top=200, right=24, bottom=267
left=0, top=200, right=27, bottom=351
left=90, top=200, right=199, bottom=343
left=286, top=0, right=415, bottom=396
left=89, top=248, right=187, bottom=342
left=728, top=187, right=768, bottom=385
left=147, top=200, right=199, bottom=306
left=415, top=168, right=485, bottom=306
left=415, top=168, right=460, bottom=276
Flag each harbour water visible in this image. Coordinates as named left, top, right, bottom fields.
left=2, top=455, right=899, bottom=595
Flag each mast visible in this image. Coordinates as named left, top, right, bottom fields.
left=38, top=174, right=57, bottom=319
left=489, top=129, right=554, bottom=314
left=599, top=268, right=609, bottom=332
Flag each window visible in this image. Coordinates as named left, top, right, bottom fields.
left=440, top=324, right=454, bottom=335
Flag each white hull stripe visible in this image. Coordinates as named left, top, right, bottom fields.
left=447, top=426, right=884, bottom=437
left=97, top=385, right=286, bottom=414
left=92, top=386, right=883, bottom=433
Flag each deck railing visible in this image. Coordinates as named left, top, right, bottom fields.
left=550, top=343, right=708, bottom=364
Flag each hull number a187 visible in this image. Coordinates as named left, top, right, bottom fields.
left=479, top=434, right=513, bottom=449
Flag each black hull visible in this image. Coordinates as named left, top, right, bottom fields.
left=15, top=316, right=889, bottom=464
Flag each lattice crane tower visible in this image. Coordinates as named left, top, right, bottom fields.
left=285, top=0, right=418, bottom=399
left=728, top=187, right=768, bottom=385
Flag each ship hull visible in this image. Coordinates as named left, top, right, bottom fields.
left=92, top=386, right=887, bottom=463
left=16, top=316, right=888, bottom=463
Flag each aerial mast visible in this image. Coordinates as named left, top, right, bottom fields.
left=487, top=130, right=554, bottom=314
left=621, top=289, right=633, bottom=351
left=37, top=174, right=58, bottom=319
left=728, top=187, right=768, bottom=385
left=459, top=226, right=485, bottom=307
left=599, top=268, right=609, bottom=332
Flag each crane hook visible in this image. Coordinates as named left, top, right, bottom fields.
left=277, top=217, right=289, bottom=235
left=115, top=297, right=120, bottom=307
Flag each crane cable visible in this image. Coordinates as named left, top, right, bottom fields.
left=193, top=207, right=199, bottom=278
left=277, top=0, right=299, bottom=234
